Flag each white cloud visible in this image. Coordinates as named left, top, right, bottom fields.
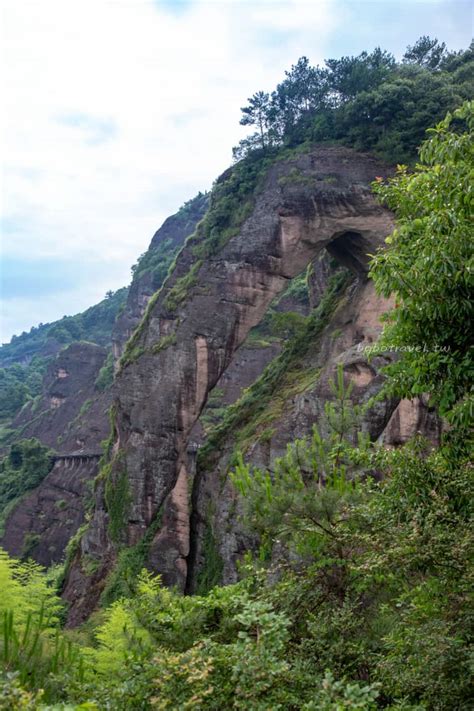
left=0, top=0, right=472, bottom=341
left=1, top=0, right=335, bottom=248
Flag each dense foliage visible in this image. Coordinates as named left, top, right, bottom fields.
left=94, top=352, right=114, bottom=392
left=235, top=37, right=473, bottom=163
left=0, top=393, right=470, bottom=708
left=369, top=101, right=473, bottom=428
left=0, top=94, right=471, bottom=711
left=0, top=549, right=74, bottom=707
left=0, top=357, right=47, bottom=421
left=0, top=439, right=53, bottom=537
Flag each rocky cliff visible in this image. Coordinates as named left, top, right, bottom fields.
left=1, top=180, right=323, bottom=572
left=63, top=145, right=415, bottom=623
left=2, top=145, right=441, bottom=625
left=0, top=343, right=110, bottom=566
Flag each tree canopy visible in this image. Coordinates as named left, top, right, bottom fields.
left=370, top=100, right=474, bottom=429
left=234, top=37, right=473, bottom=163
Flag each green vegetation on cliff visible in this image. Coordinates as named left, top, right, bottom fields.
left=0, top=357, right=47, bottom=421
left=131, top=193, right=209, bottom=290
left=118, top=37, right=472, bottom=375
left=118, top=152, right=274, bottom=368
left=94, top=352, right=114, bottom=392
left=198, top=268, right=353, bottom=469
left=104, top=454, right=130, bottom=544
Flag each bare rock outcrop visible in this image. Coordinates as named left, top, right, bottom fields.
left=64, top=146, right=398, bottom=622
left=0, top=197, right=209, bottom=567
left=379, top=396, right=442, bottom=446
left=1, top=343, right=110, bottom=564
left=186, top=280, right=439, bottom=591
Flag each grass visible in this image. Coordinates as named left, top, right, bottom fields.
left=58, top=522, right=90, bottom=590
left=278, top=166, right=317, bottom=188
left=278, top=269, right=310, bottom=304
left=98, top=403, right=118, bottom=466
left=78, top=399, right=93, bottom=418
left=164, top=260, right=203, bottom=312
left=195, top=519, right=224, bottom=595
left=95, top=352, right=114, bottom=391
left=151, top=333, right=177, bottom=355
left=103, top=451, right=130, bottom=544
left=100, top=505, right=164, bottom=607
left=119, top=344, right=146, bottom=370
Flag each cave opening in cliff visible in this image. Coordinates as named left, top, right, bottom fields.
left=325, top=231, right=374, bottom=276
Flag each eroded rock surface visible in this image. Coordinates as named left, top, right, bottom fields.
left=1, top=343, right=110, bottom=564
left=187, top=280, right=393, bottom=590
left=64, top=146, right=399, bottom=622
left=0, top=197, right=209, bottom=567
left=380, top=396, right=441, bottom=446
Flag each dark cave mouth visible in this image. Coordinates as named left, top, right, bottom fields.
left=326, top=231, right=374, bottom=276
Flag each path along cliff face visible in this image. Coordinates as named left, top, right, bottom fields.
left=63, top=145, right=421, bottom=622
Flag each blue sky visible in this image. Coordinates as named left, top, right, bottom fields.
left=1, top=0, right=472, bottom=343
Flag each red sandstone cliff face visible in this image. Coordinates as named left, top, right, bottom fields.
left=186, top=278, right=441, bottom=592
left=0, top=188, right=308, bottom=572
left=63, top=146, right=404, bottom=623
left=1, top=455, right=99, bottom=567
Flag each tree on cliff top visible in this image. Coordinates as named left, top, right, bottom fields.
left=239, top=90, right=271, bottom=151
left=234, top=37, right=473, bottom=162
left=402, top=35, right=447, bottom=69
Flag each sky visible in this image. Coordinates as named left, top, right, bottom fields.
left=1, top=0, right=472, bottom=344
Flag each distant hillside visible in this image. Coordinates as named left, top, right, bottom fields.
left=0, top=287, right=128, bottom=368
left=0, top=288, right=128, bottom=424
